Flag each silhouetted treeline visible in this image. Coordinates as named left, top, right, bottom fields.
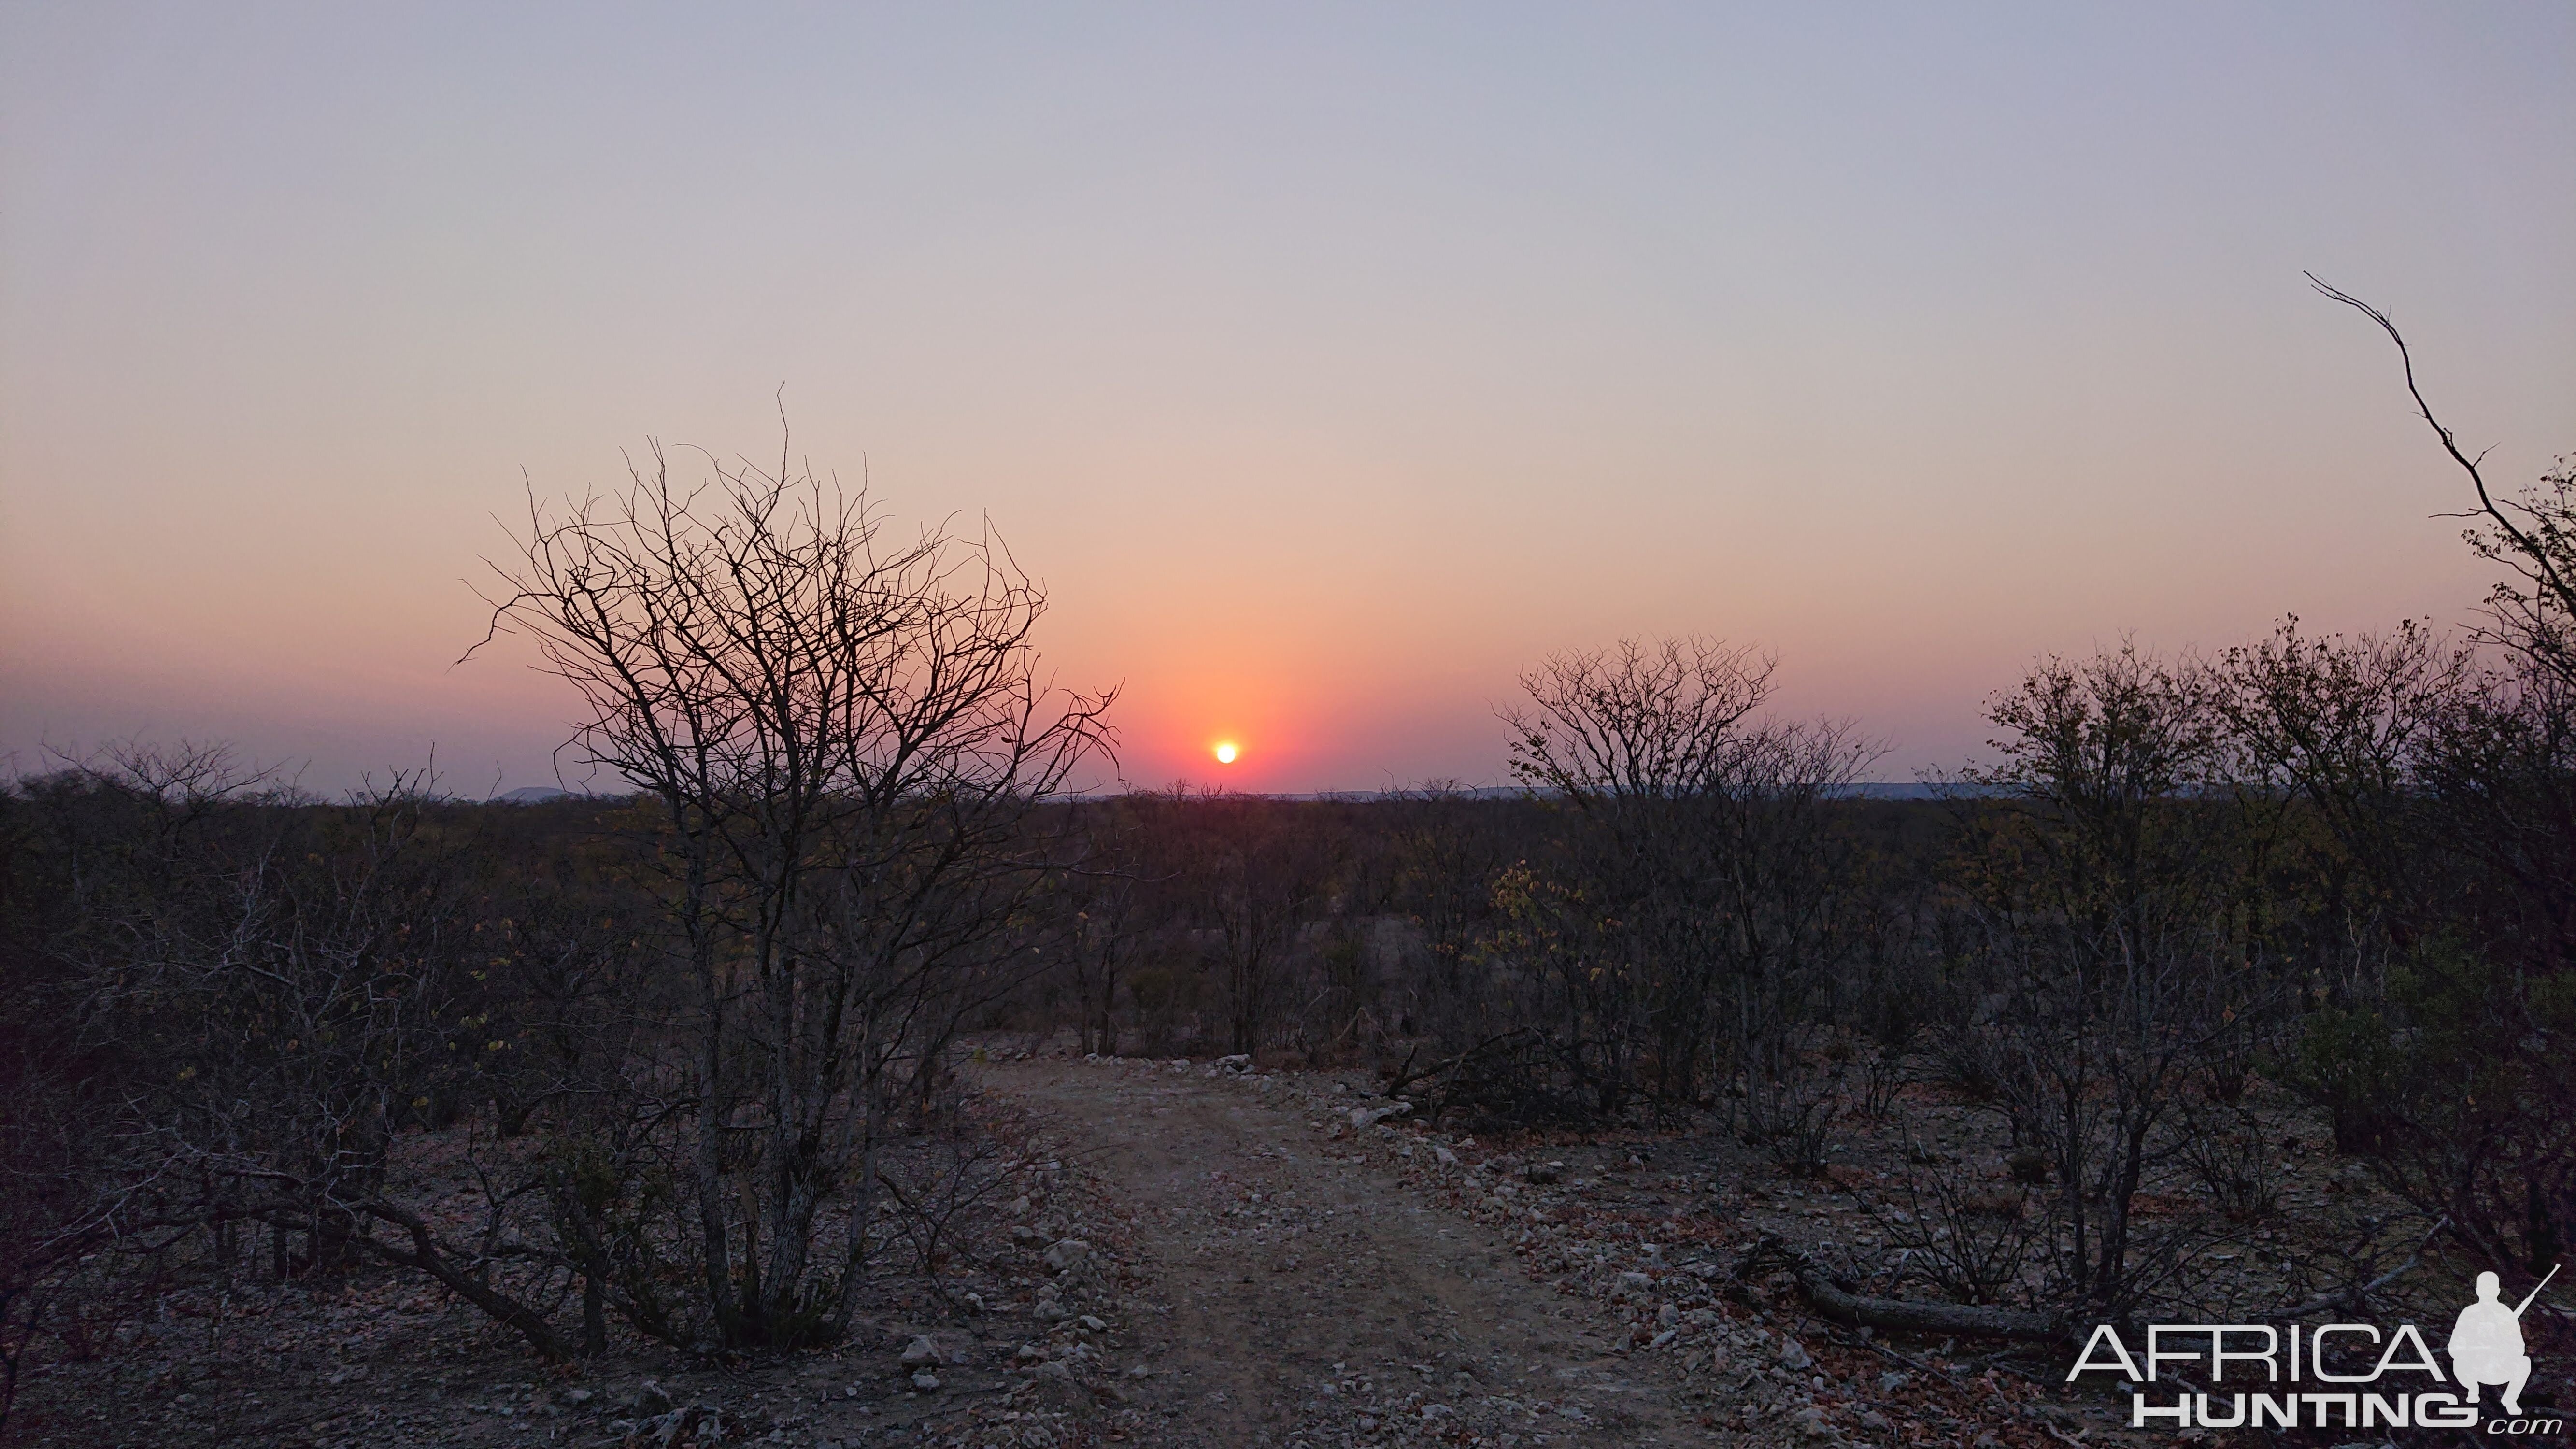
left=2, top=381, right=2567, bottom=1413
left=9, top=666, right=2571, bottom=1373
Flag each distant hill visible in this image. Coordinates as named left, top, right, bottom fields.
left=1833, top=781, right=2006, bottom=800
left=495, top=786, right=579, bottom=804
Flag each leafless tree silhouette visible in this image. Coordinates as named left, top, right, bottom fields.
left=472, top=433, right=1113, bottom=1347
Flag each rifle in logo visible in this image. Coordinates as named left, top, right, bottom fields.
left=2450, top=1263, right=2558, bottom=1418
left=2075, top=1262, right=2565, bottom=1431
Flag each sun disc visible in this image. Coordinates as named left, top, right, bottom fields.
left=1213, top=741, right=1238, bottom=765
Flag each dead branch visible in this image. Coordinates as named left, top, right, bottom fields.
left=2308, top=273, right=2576, bottom=621
left=1740, top=1234, right=2066, bottom=1343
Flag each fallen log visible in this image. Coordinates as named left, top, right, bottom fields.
left=1739, top=1235, right=2066, bottom=1343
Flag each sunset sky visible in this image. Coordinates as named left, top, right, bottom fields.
left=5, top=3, right=2572, bottom=795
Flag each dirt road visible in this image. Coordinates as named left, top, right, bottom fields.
left=14, top=1055, right=1901, bottom=1449
left=981, top=1057, right=1702, bottom=1448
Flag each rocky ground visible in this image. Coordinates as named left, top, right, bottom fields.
left=961, top=1053, right=2127, bottom=1449
left=10, top=1049, right=2437, bottom=1448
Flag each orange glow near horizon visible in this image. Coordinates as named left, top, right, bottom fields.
left=6, top=8, right=2567, bottom=800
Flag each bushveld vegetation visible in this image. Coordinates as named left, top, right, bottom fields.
left=2, top=293, right=2569, bottom=1428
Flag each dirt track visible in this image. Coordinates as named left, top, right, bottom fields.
left=13, top=1054, right=2121, bottom=1448
left=981, top=1057, right=1695, bottom=1448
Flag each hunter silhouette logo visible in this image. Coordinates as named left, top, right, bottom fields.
left=2451, top=1264, right=2557, bottom=1418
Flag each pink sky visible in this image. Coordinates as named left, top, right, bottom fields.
left=6, top=4, right=2572, bottom=795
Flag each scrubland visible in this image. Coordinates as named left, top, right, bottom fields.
left=7, top=413, right=2573, bottom=1446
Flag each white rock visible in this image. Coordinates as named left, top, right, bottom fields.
left=1779, top=1337, right=1813, bottom=1371
left=910, top=1370, right=940, bottom=1392
left=1346, top=1099, right=1416, bottom=1129
left=1043, top=1238, right=1091, bottom=1272
left=900, top=1335, right=939, bottom=1366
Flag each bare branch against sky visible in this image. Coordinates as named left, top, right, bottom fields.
left=2, top=3, right=2570, bottom=791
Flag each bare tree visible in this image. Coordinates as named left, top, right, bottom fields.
left=2310, top=275, right=2576, bottom=679
left=0, top=748, right=606, bottom=1376
left=2298, top=280, right=2576, bottom=1276
left=1948, top=646, right=2282, bottom=1318
left=473, top=434, right=1111, bottom=1347
left=1485, top=637, right=1875, bottom=1122
left=1183, top=794, right=1337, bottom=1058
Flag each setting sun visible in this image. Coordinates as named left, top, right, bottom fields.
left=1213, top=741, right=1238, bottom=765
